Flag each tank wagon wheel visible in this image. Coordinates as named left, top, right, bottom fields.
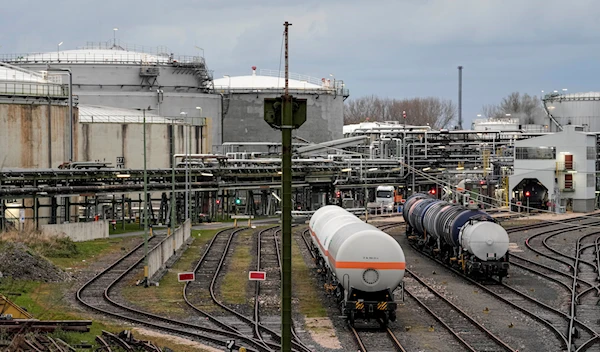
left=379, top=312, right=389, bottom=328
left=389, top=310, right=396, bottom=322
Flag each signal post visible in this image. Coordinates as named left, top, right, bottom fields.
left=264, top=21, right=307, bottom=352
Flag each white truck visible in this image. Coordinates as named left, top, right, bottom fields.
left=373, top=185, right=396, bottom=212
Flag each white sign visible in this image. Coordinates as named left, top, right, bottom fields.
left=516, top=201, right=522, bottom=206
left=19, top=209, right=25, bottom=223
left=226, top=340, right=235, bottom=350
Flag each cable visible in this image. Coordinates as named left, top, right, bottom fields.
left=277, top=30, right=284, bottom=89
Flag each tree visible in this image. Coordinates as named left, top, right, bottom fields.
left=344, top=96, right=456, bottom=128
left=482, top=92, right=545, bottom=124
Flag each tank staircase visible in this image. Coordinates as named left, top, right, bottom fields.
left=172, top=59, right=213, bottom=91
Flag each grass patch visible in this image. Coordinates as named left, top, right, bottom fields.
left=48, top=237, right=127, bottom=269
left=0, top=278, right=126, bottom=349
left=121, top=229, right=222, bottom=316
left=220, top=229, right=253, bottom=304
left=292, top=236, right=327, bottom=318
left=109, top=222, right=143, bottom=235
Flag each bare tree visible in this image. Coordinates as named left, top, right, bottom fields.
left=482, top=92, right=545, bottom=124
left=344, top=96, right=456, bottom=128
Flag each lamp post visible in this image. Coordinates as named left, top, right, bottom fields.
left=136, top=106, right=152, bottom=287
left=223, top=75, right=231, bottom=92
left=180, top=111, right=189, bottom=220
left=113, top=28, right=118, bottom=47
left=57, top=42, right=63, bottom=61
left=194, top=46, right=204, bottom=58
left=45, top=68, right=73, bottom=162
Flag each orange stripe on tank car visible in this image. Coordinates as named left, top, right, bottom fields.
left=333, top=261, right=406, bottom=270
left=309, top=226, right=328, bottom=256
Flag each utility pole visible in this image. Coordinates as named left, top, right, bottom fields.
left=136, top=106, right=151, bottom=287
left=457, top=66, right=463, bottom=130
left=280, top=21, right=293, bottom=352
left=142, top=107, right=149, bottom=287
left=263, top=22, right=306, bottom=352
left=171, top=118, right=176, bottom=235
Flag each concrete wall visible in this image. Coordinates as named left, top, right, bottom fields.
left=78, top=121, right=209, bottom=169
left=17, top=63, right=223, bottom=147
left=222, top=92, right=344, bottom=145
left=147, top=219, right=191, bottom=280
left=40, top=220, right=108, bottom=242
left=0, top=103, right=74, bottom=168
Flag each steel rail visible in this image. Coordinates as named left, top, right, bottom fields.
left=76, top=233, right=264, bottom=352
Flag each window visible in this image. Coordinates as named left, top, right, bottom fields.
left=587, top=173, right=595, bottom=187
left=587, top=146, right=596, bottom=160
left=376, top=191, right=393, bottom=198
left=515, top=147, right=556, bottom=160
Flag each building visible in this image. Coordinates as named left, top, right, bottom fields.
left=213, top=67, right=348, bottom=151
left=544, top=92, right=600, bottom=132
left=3, top=42, right=219, bottom=149
left=509, top=125, right=597, bottom=212
left=0, top=62, right=71, bottom=168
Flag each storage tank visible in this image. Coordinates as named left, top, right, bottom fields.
left=543, top=92, right=600, bottom=132
left=213, top=67, right=349, bottom=149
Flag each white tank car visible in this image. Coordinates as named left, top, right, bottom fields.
left=327, top=222, right=405, bottom=293
left=459, top=221, right=509, bottom=261
left=309, top=205, right=405, bottom=325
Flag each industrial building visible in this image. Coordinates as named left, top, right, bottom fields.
left=213, top=67, right=348, bottom=150
left=509, top=125, right=597, bottom=212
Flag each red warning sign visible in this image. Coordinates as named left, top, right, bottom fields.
left=178, top=272, right=195, bottom=282
left=249, top=271, right=266, bottom=281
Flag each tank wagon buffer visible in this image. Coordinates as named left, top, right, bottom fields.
left=403, top=194, right=510, bottom=280
left=309, top=205, right=406, bottom=326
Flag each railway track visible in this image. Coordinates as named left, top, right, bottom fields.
left=183, top=226, right=311, bottom=352
left=349, top=324, right=407, bottom=352
left=404, top=269, right=514, bottom=352
left=76, top=232, right=264, bottom=352
left=518, top=219, right=600, bottom=351
left=375, top=224, right=515, bottom=352
left=382, top=220, right=600, bottom=352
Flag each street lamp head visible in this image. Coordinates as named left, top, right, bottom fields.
left=58, top=42, right=63, bottom=46
left=223, top=75, right=230, bottom=78
left=180, top=111, right=187, bottom=116
left=195, top=106, right=202, bottom=110
left=113, top=27, right=118, bottom=31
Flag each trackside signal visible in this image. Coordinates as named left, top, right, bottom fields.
left=248, top=271, right=266, bottom=280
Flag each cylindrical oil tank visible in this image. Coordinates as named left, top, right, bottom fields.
left=402, top=193, right=428, bottom=221
left=460, top=221, right=509, bottom=261
left=422, top=202, right=450, bottom=239
left=411, top=198, right=437, bottom=235
left=311, top=205, right=405, bottom=293
left=544, top=92, right=600, bottom=132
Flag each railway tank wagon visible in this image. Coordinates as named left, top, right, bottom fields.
left=309, top=205, right=405, bottom=326
left=403, top=193, right=510, bottom=280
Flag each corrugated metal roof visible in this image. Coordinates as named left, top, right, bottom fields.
left=546, top=92, right=600, bottom=100
left=78, top=105, right=177, bottom=124
left=0, top=62, right=47, bottom=83
left=213, top=75, right=324, bottom=90
left=17, top=49, right=170, bottom=64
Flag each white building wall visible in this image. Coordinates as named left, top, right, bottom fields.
left=509, top=125, right=596, bottom=212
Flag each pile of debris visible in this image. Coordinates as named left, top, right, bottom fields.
left=0, top=242, right=69, bottom=282
left=97, top=330, right=169, bottom=352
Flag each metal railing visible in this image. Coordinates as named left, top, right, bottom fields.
left=556, top=161, right=576, bottom=171
left=0, top=53, right=205, bottom=66
left=79, top=115, right=206, bottom=125
left=0, top=81, right=68, bottom=97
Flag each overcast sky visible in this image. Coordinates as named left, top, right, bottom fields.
left=2, top=0, right=599, bottom=127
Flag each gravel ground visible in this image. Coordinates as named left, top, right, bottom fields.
left=0, top=242, right=70, bottom=282
left=387, top=226, right=563, bottom=352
